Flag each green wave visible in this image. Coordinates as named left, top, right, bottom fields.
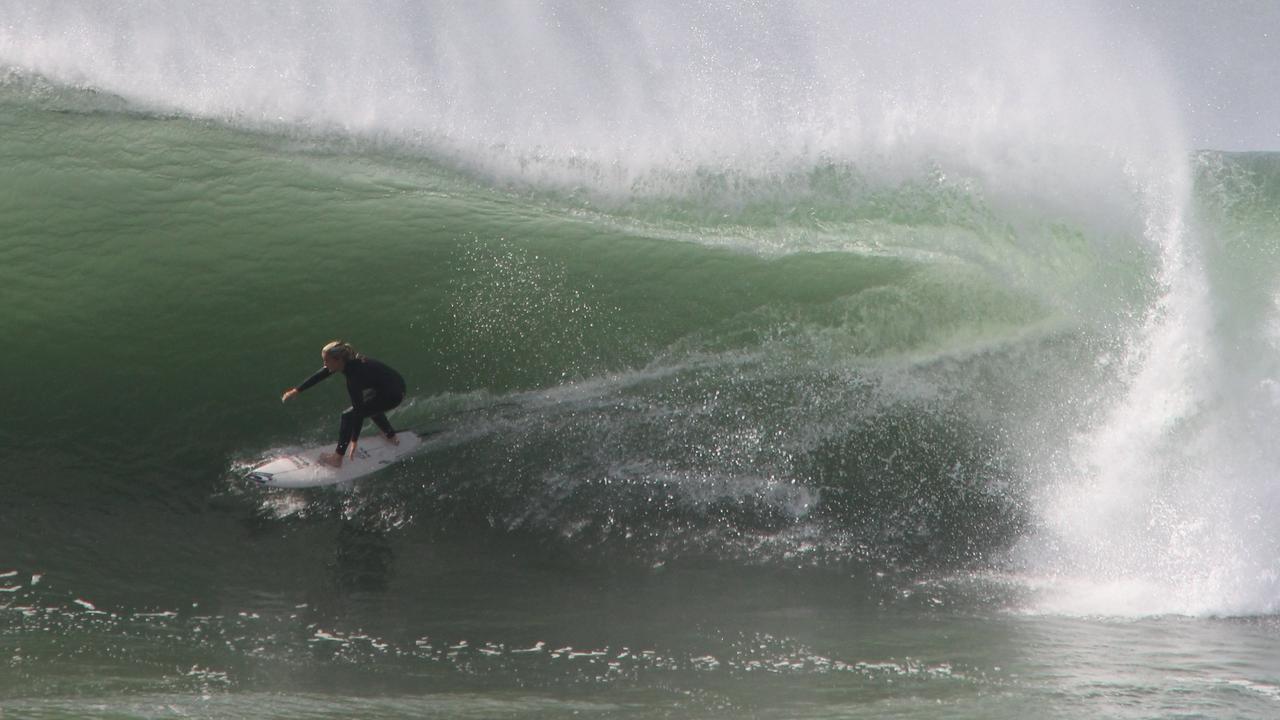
left=7, top=81, right=1275, bottom=576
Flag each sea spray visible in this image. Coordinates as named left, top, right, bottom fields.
left=1, top=2, right=1180, bottom=199
left=1015, top=145, right=1280, bottom=616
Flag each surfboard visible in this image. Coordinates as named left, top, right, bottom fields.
left=245, top=431, right=431, bottom=489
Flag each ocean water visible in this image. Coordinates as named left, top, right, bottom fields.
left=4, top=2, right=1280, bottom=718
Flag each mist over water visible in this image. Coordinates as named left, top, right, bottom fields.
left=3, top=2, right=1182, bottom=191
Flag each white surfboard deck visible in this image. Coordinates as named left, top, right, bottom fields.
left=246, top=431, right=429, bottom=489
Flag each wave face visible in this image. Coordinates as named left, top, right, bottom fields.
left=3, top=0, right=1278, bottom=633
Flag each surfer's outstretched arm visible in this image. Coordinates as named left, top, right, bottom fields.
left=281, top=367, right=332, bottom=402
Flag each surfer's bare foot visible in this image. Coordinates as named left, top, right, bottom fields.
left=385, top=433, right=400, bottom=445
left=319, top=452, right=344, bottom=468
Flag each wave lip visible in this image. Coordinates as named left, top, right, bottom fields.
left=0, top=2, right=1186, bottom=191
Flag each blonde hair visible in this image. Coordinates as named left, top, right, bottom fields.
left=321, top=340, right=360, bottom=361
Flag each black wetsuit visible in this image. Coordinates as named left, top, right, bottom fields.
left=295, top=356, right=407, bottom=455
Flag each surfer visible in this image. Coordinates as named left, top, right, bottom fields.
left=281, top=341, right=406, bottom=467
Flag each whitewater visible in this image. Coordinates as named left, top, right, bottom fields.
left=4, top=2, right=1280, bottom=717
